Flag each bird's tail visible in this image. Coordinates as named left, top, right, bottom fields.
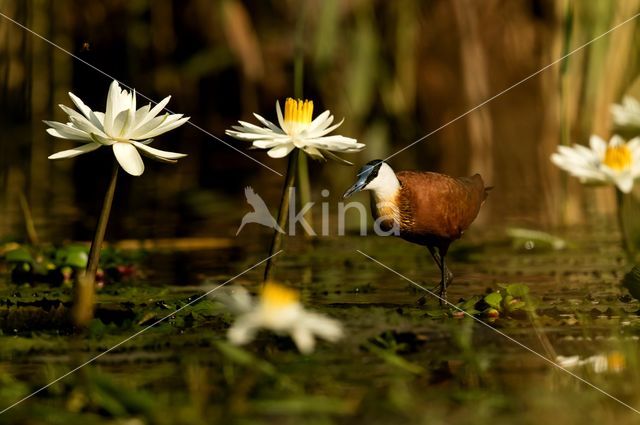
left=483, top=186, right=493, bottom=200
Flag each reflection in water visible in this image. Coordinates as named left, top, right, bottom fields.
left=557, top=352, right=625, bottom=374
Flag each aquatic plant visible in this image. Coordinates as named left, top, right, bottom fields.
left=226, top=98, right=363, bottom=281
left=551, top=134, right=640, bottom=255
left=45, top=80, right=189, bottom=175
left=556, top=352, right=625, bottom=374
left=612, top=96, right=640, bottom=130
left=226, top=98, right=363, bottom=161
left=215, top=282, right=343, bottom=354
left=551, top=135, right=640, bottom=194
left=44, top=80, right=188, bottom=326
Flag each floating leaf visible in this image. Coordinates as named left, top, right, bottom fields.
left=504, top=283, right=530, bottom=298
left=506, top=228, right=567, bottom=251
left=484, top=292, right=502, bottom=309
left=55, top=244, right=89, bottom=268
left=4, top=247, right=34, bottom=264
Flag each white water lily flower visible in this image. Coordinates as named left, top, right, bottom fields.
left=551, top=135, right=640, bottom=193
left=225, top=98, right=364, bottom=163
left=611, top=96, right=640, bottom=128
left=44, top=80, right=189, bottom=176
left=216, top=282, right=343, bottom=354
left=556, top=352, right=625, bottom=374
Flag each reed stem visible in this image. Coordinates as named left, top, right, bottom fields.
left=294, top=1, right=313, bottom=233
left=263, top=151, right=298, bottom=283
left=73, top=161, right=118, bottom=327
left=18, top=191, right=39, bottom=246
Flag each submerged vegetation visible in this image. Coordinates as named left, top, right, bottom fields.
left=0, top=232, right=640, bottom=423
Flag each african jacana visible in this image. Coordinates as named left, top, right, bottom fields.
left=343, top=160, right=490, bottom=304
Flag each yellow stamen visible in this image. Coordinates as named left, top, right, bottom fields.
left=262, top=281, right=299, bottom=307
left=603, top=144, right=632, bottom=171
left=607, top=351, right=625, bottom=372
left=284, top=98, right=313, bottom=124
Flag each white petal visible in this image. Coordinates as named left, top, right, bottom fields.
left=214, top=286, right=254, bottom=314
left=235, top=120, right=275, bottom=133
left=59, top=104, right=106, bottom=136
left=623, top=96, right=640, bottom=111
left=129, top=115, right=169, bottom=139
left=134, top=96, right=171, bottom=130
left=610, top=134, right=625, bottom=147
left=44, top=121, right=92, bottom=141
left=251, top=139, right=290, bottom=149
left=226, top=128, right=283, bottom=141
left=130, top=89, right=137, bottom=117
left=133, top=116, right=189, bottom=139
left=90, top=133, right=116, bottom=146
left=302, top=146, right=325, bottom=160
left=627, top=137, right=640, bottom=152
left=267, top=144, right=295, bottom=158
left=130, top=140, right=186, bottom=160
left=556, top=355, right=581, bottom=368
left=573, top=144, right=598, bottom=160
left=306, top=110, right=332, bottom=134
left=276, top=100, right=285, bottom=130
left=551, top=154, right=606, bottom=181
left=133, top=104, right=151, bottom=128
left=104, top=80, right=121, bottom=135
left=307, top=117, right=343, bottom=138
left=112, top=142, right=145, bottom=176
left=121, top=94, right=136, bottom=138
left=310, top=135, right=364, bottom=152
left=48, top=142, right=100, bottom=159
left=147, top=96, right=171, bottom=120
left=253, top=113, right=285, bottom=134
left=93, top=112, right=105, bottom=126
left=291, top=327, right=315, bottom=354
left=616, top=174, right=634, bottom=193
left=612, top=97, right=640, bottom=127
left=228, top=315, right=259, bottom=345
left=68, top=92, right=94, bottom=120
left=589, top=135, right=607, bottom=158
left=300, top=313, right=343, bottom=342
left=110, top=110, right=130, bottom=137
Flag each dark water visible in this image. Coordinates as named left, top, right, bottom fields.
left=1, top=228, right=640, bottom=424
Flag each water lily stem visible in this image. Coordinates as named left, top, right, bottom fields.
left=73, top=162, right=119, bottom=327
left=263, top=152, right=298, bottom=283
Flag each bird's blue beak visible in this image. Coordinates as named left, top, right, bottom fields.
left=343, top=174, right=369, bottom=198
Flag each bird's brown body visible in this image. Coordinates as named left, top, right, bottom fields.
left=344, top=160, right=490, bottom=304
left=381, top=172, right=488, bottom=253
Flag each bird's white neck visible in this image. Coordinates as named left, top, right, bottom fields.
left=365, top=163, right=401, bottom=204
left=371, top=182, right=400, bottom=205
left=364, top=164, right=401, bottom=228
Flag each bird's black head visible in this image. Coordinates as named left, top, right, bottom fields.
left=343, top=159, right=386, bottom=198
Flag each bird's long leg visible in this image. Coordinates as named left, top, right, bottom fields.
left=427, top=246, right=443, bottom=294
left=439, top=253, right=452, bottom=306
left=427, top=245, right=443, bottom=271
left=427, top=246, right=453, bottom=292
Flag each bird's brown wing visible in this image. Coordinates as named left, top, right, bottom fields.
left=396, top=171, right=486, bottom=242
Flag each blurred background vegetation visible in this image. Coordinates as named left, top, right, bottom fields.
left=2, top=0, right=640, bottom=243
